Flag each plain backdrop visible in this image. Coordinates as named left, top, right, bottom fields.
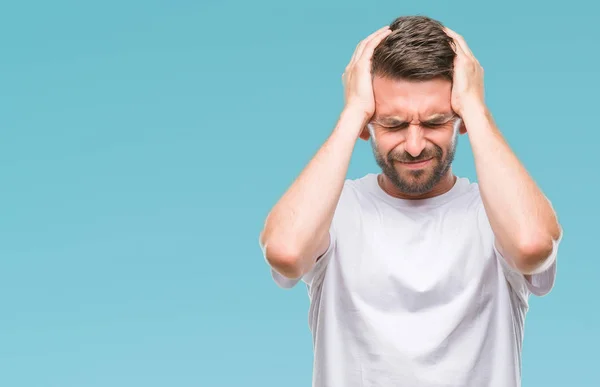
left=1, top=1, right=598, bottom=386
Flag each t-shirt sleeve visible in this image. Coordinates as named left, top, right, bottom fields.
left=269, top=227, right=336, bottom=289
left=476, top=198, right=562, bottom=303
left=493, top=229, right=562, bottom=303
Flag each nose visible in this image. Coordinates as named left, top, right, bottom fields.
left=404, top=126, right=426, bottom=157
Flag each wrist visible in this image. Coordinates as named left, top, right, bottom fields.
left=460, top=99, right=491, bottom=129
left=337, top=105, right=372, bottom=137
left=342, top=104, right=372, bottom=126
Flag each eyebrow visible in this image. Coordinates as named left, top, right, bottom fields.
left=422, top=113, right=457, bottom=123
left=374, top=112, right=456, bottom=125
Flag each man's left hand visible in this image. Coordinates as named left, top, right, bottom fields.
left=444, top=27, right=485, bottom=118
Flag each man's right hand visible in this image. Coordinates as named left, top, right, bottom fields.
left=260, top=26, right=392, bottom=281
left=342, top=26, right=392, bottom=135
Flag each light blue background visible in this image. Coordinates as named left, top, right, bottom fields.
left=1, top=1, right=597, bottom=386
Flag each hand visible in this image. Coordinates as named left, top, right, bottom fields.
left=342, top=26, right=392, bottom=125
left=444, top=27, right=485, bottom=118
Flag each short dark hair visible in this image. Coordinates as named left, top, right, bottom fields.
left=372, top=16, right=455, bottom=82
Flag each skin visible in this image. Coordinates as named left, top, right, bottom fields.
left=260, top=25, right=561, bottom=280
left=442, top=27, right=561, bottom=275
left=366, top=76, right=461, bottom=199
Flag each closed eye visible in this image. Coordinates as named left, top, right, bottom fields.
left=381, top=123, right=410, bottom=131
left=421, top=122, right=447, bottom=129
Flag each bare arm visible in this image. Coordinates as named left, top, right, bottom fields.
left=259, top=26, right=392, bottom=279
left=466, top=106, right=560, bottom=274
left=445, top=28, right=561, bottom=275
left=260, top=109, right=366, bottom=278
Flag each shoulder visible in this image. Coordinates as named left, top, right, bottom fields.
left=336, top=173, right=380, bottom=209
left=342, top=173, right=378, bottom=194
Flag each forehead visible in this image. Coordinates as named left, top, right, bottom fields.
left=372, top=76, right=453, bottom=119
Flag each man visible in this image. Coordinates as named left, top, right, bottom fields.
left=259, top=15, right=562, bottom=387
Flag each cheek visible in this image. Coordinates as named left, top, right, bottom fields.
left=427, top=129, right=456, bottom=151
left=375, top=132, right=403, bottom=154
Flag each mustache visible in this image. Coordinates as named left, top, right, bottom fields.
left=388, top=145, right=443, bottom=163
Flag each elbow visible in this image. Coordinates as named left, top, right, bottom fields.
left=511, top=236, right=556, bottom=275
left=264, top=244, right=304, bottom=279
left=260, top=233, right=304, bottom=279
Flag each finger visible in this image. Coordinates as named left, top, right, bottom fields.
left=350, top=26, right=390, bottom=66
left=351, top=26, right=391, bottom=66
left=453, top=37, right=469, bottom=59
left=357, top=27, right=392, bottom=63
left=444, top=29, right=469, bottom=61
left=444, top=27, right=474, bottom=59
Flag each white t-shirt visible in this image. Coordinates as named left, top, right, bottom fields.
left=270, top=173, right=561, bottom=387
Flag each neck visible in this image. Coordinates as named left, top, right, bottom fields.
left=378, top=170, right=457, bottom=200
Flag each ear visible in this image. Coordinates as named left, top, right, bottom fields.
left=358, top=125, right=371, bottom=141
left=459, top=120, right=467, bottom=134
left=455, top=117, right=467, bottom=134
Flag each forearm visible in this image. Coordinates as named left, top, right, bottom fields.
left=260, top=107, right=367, bottom=277
left=464, top=102, right=561, bottom=273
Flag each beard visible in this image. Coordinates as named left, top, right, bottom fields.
left=371, top=136, right=458, bottom=196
